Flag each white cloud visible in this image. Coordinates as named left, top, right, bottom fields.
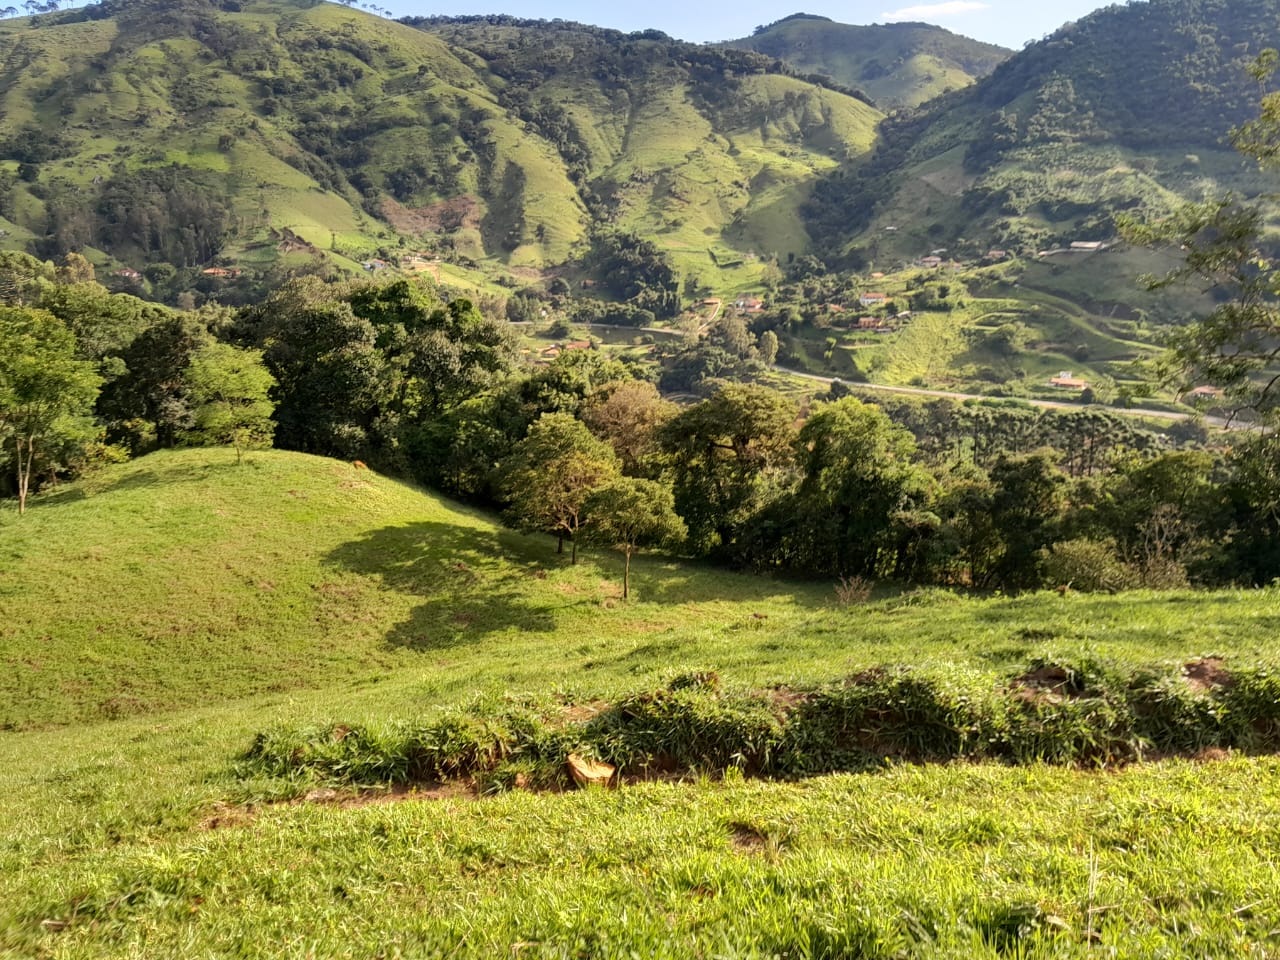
left=881, top=1, right=989, bottom=21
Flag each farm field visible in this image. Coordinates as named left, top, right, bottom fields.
left=2, top=449, right=1279, bottom=957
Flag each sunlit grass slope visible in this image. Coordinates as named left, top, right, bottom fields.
left=729, top=16, right=1010, bottom=110
left=0, top=448, right=814, bottom=728
left=4, top=447, right=1280, bottom=735
left=2, top=449, right=1280, bottom=957
left=0, top=1, right=884, bottom=282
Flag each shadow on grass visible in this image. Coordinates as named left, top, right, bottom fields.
left=325, top=521, right=560, bottom=650
left=37, top=458, right=245, bottom=507
left=627, top=555, right=825, bottom=607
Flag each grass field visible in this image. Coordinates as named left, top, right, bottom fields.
left=2, top=449, right=1279, bottom=957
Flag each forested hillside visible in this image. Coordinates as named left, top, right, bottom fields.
left=809, top=0, right=1280, bottom=265
left=1, top=0, right=1278, bottom=317
left=0, top=0, right=881, bottom=295
left=728, top=13, right=1010, bottom=110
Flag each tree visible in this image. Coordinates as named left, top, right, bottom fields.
left=789, top=397, right=937, bottom=579
left=584, top=478, right=685, bottom=598
left=0, top=307, right=101, bottom=513
left=1090, top=450, right=1222, bottom=581
left=97, top=316, right=206, bottom=452
left=658, top=383, right=798, bottom=556
left=499, top=413, right=620, bottom=562
left=580, top=379, right=675, bottom=476
left=758, top=330, right=779, bottom=366
left=183, top=342, right=276, bottom=464
left=985, top=452, right=1069, bottom=590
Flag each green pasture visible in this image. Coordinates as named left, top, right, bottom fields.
left=2, top=449, right=1279, bottom=957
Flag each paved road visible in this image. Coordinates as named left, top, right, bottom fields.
left=771, top=365, right=1242, bottom=430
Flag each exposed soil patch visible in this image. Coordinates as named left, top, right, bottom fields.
left=382, top=196, right=481, bottom=235
left=1011, top=665, right=1081, bottom=705
left=1192, top=746, right=1232, bottom=763
left=199, top=802, right=257, bottom=831
left=728, top=822, right=768, bottom=853
left=765, top=686, right=809, bottom=713
left=561, top=700, right=609, bottom=724
left=1183, top=658, right=1234, bottom=693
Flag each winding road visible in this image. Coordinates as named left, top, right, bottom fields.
left=770, top=364, right=1242, bottom=430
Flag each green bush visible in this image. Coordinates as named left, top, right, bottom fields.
left=1039, top=538, right=1138, bottom=593
left=239, top=659, right=1280, bottom=792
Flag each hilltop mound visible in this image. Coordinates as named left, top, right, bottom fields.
left=0, top=448, right=525, bottom=727
left=0, top=447, right=849, bottom=729
left=729, top=15, right=1010, bottom=110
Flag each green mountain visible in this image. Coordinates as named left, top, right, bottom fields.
left=728, top=13, right=1010, bottom=110
left=0, top=0, right=882, bottom=291
left=808, top=0, right=1280, bottom=272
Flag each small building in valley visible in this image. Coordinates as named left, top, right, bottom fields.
left=1050, top=371, right=1089, bottom=390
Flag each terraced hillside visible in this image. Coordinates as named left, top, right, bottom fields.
left=728, top=13, right=1010, bottom=110
left=0, top=0, right=882, bottom=287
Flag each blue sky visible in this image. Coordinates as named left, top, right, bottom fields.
left=384, top=0, right=1123, bottom=49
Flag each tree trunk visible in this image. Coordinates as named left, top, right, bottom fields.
left=557, top=535, right=563, bottom=554
left=623, top=547, right=631, bottom=599
left=15, top=434, right=31, bottom=515
left=571, top=537, right=577, bottom=564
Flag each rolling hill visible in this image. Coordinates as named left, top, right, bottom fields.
left=0, top=0, right=883, bottom=290
left=727, top=13, right=1010, bottom=110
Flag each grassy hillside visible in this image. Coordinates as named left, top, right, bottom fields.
left=728, top=14, right=1010, bottom=110
left=809, top=0, right=1280, bottom=264
left=2, top=449, right=1280, bottom=955
left=6, top=447, right=1280, bottom=731
left=0, top=0, right=882, bottom=290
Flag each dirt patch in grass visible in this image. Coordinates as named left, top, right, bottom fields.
left=1011, top=665, right=1082, bottom=705
left=1183, top=658, right=1234, bottom=693
left=1192, top=746, right=1232, bottom=763
left=199, top=802, right=258, bottom=831
left=382, top=196, right=480, bottom=235
left=561, top=700, right=609, bottom=724
left=728, top=822, right=768, bottom=853
left=764, top=686, right=809, bottom=713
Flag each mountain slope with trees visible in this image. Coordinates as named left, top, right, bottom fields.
left=728, top=13, right=1010, bottom=110
left=0, top=0, right=882, bottom=293
left=808, top=0, right=1280, bottom=270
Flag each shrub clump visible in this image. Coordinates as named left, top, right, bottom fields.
left=239, top=658, right=1280, bottom=793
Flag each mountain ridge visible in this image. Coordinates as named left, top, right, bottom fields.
left=0, top=0, right=883, bottom=296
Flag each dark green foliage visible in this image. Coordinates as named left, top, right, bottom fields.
left=587, top=232, right=680, bottom=319
left=762, top=398, right=938, bottom=580
left=811, top=0, right=1280, bottom=253
left=97, top=315, right=208, bottom=451
left=237, top=277, right=514, bottom=467
left=95, top=167, right=234, bottom=267
left=658, top=383, right=798, bottom=556
left=972, top=0, right=1280, bottom=152
left=240, top=657, right=1280, bottom=792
